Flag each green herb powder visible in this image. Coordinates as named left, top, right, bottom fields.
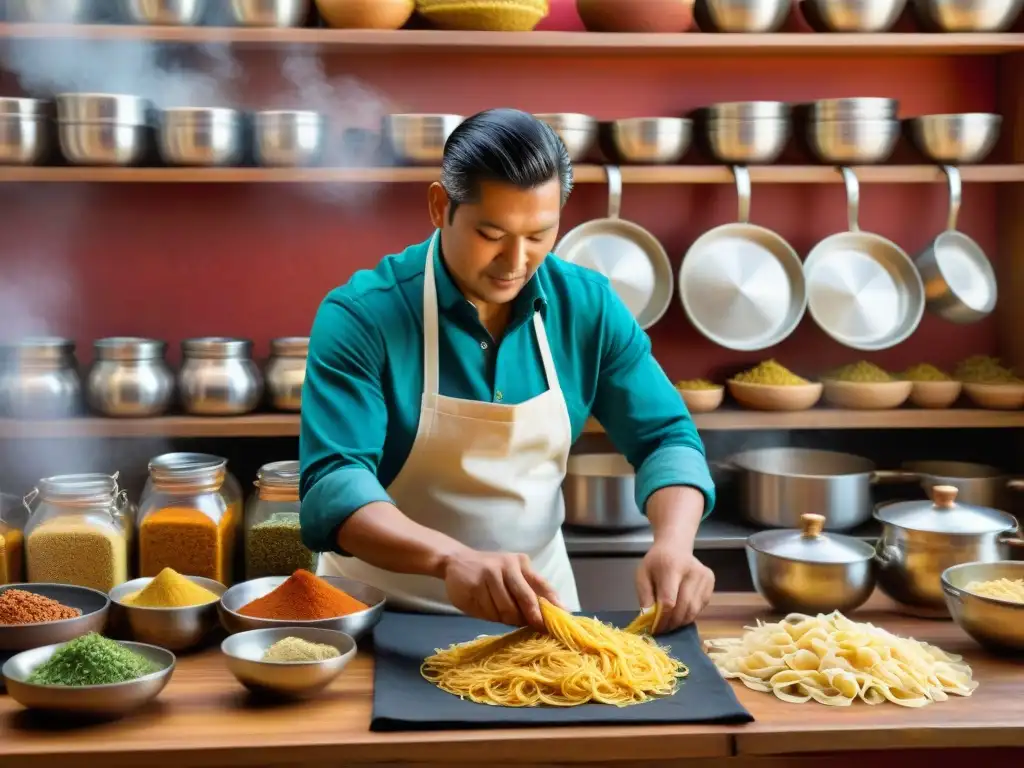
left=246, top=513, right=317, bottom=579
left=28, top=633, right=159, bottom=686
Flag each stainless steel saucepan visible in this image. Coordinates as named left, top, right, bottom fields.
left=886, top=460, right=1024, bottom=509
left=562, top=453, right=648, bottom=531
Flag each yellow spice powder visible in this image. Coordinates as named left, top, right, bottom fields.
left=122, top=567, right=220, bottom=608
left=903, top=363, right=952, bottom=382
left=26, top=521, right=127, bottom=593
left=675, top=379, right=719, bottom=391
left=829, top=361, right=893, bottom=383
left=955, top=355, right=1021, bottom=384
left=732, top=360, right=808, bottom=386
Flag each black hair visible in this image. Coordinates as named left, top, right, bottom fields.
left=440, top=108, right=574, bottom=224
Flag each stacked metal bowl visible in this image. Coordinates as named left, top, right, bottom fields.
left=56, top=94, right=154, bottom=167
left=0, top=98, right=50, bottom=166
left=602, top=117, right=692, bottom=165
left=803, top=97, right=899, bottom=165
left=704, top=101, right=790, bottom=165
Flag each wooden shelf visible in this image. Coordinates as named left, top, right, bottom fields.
left=1, top=24, right=1024, bottom=56
left=2, top=165, right=1021, bottom=185
left=0, top=409, right=1019, bottom=439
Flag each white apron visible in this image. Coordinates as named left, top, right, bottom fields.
left=318, top=231, right=580, bottom=614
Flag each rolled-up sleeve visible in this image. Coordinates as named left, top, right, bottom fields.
left=589, top=288, right=716, bottom=518
left=299, top=293, right=393, bottom=554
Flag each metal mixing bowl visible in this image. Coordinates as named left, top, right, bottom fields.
left=697, top=0, right=791, bottom=30
left=0, top=98, right=50, bottom=166
left=802, top=0, right=906, bottom=30
left=218, top=575, right=386, bottom=639
left=906, top=113, right=1002, bottom=164
left=59, top=123, right=151, bottom=166
left=3, top=640, right=174, bottom=717
left=913, top=0, right=1024, bottom=30
left=7, top=0, right=91, bottom=22
left=254, top=110, right=325, bottom=168
left=221, top=627, right=356, bottom=698
left=604, top=117, right=692, bottom=164
left=159, top=107, right=244, bottom=167
left=383, top=114, right=463, bottom=166
left=943, top=561, right=1024, bottom=652
left=0, top=584, right=110, bottom=653
left=109, top=576, right=226, bottom=652
left=228, top=0, right=310, bottom=26
left=807, top=118, right=900, bottom=164
left=534, top=113, right=597, bottom=162
left=707, top=118, right=790, bottom=164
left=121, top=0, right=207, bottom=24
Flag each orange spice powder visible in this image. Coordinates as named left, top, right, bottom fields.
left=139, top=507, right=236, bottom=584
left=239, top=569, right=369, bottom=620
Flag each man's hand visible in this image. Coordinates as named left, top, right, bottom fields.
left=442, top=550, right=562, bottom=631
left=636, top=543, right=715, bottom=633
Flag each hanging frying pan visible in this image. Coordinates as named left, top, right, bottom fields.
left=803, top=167, right=925, bottom=351
left=913, top=165, right=997, bottom=324
left=554, top=165, right=674, bottom=329
left=678, top=166, right=806, bottom=351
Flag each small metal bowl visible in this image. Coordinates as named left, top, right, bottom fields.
left=696, top=0, right=791, bottom=30
left=0, top=98, right=51, bottom=166
left=0, top=584, right=110, bottom=653
left=906, top=113, right=1002, bottom=165
left=801, top=0, right=907, bottom=31
left=254, top=110, right=326, bottom=168
left=228, top=0, right=310, bottom=26
left=121, top=0, right=208, bottom=24
left=59, top=123, right=151, bottom=166
left=158, top=107, right=244, bottom=167
left=603, top=117, right=692, bottom=164
left=382, top=114, right=463, bottom=166
left=109, top=576, right=226, bottom=652
left=7, top=0, right=91, bottom=22
left=2, top=640, right=175, bottom=717
left=806, top=118, right=900, bottom=164
left=221, top=627, right=356, bottom=698
left=218, top=575, right=386, bottom=639
left=943, top=561, right=1024, bottom=652
left=534, top=113, right=597, bottom=162
left=706, top=118, right=790, bottom=164
left=913, top=0, right=1024, bottom=30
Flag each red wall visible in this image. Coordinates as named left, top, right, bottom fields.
left=0, top=40, right=1000, bottom=382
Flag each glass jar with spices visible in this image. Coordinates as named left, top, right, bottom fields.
left=138, top=453, right=241, bottom=586
left=0, top=494, right=25, bottom=585
left=24, top=473, right=130, bottom=592
left=245, top=460, right=317, bottom=579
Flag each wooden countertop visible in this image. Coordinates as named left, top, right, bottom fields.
left=1, top=593, right=1023, bottom=767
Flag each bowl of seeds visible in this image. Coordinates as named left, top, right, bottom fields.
left=2, top=633, right=175, bottom=717
left=821, top=361, right=912, bottom=410
left=956, top=355, right=1024, bottom=410
left=0, top=583, right=110, bottom=653
left=727, top=360, right=823, bottom=411
left=675, top=379, right=724, bottom=413
left=902, top=363, right=962, bottom=409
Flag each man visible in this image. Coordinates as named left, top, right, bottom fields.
left=300, top=108, right=715, bottom=634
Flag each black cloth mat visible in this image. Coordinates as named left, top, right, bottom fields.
left=370, top=610, right=753, bottom=731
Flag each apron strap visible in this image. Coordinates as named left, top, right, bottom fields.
left=532, top=311, right=563, bottom=394
left=422, top=230, right=441, bottom=396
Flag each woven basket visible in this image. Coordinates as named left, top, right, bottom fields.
left=417, top=0, right=549, bottom=30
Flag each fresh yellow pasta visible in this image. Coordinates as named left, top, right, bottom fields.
left=965, top=578, right=1024, bottom=603
left=704, top=611, right=977, bottom=708
left=420, top=599, right=689, bottom=707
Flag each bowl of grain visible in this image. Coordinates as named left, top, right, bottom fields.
left=821, top=361, right=912, bottom=410
left=675, top=379, right=724, bottom=413
left=942, top=561, right=1024, bottom=653
left=727, top=360, right=822, bottom=411
left=109, top=569, right=226, bottom=651
left=0, top=583, right=110, bottom=653
left=956, top=355, right=1024, bottom=410
left=221, top=626, right=356, bottom=698
left=902, top=363, right=962, bottom=409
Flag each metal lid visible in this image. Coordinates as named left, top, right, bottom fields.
left=149, top=452, right=226, bottom=485
left=38, top=472, right=119, bottom=505
left=270, top=337, right=309, bottom=358
left=746, top=513, right=874, bottom=564
left=182, top=337, right=252, bottom=359
left=94, top=337, right=167, bottom=362
left=257, top=460, right=300, bottom=489
left=874, top=485, right=1016, bottom=535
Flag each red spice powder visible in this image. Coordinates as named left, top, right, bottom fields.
left=0, top=588, right=81, bottom=625
left=238, top=569, right=369, bottom=620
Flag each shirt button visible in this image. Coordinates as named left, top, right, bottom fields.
left=495, top=391, right=503, bottom=402
left=480, top=341, right=488, bottom=350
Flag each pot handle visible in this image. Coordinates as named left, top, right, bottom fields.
left=873, top=542, right=901, bottom=568
left=605, top=165, right=623, bottom=220
left=708, top=459, right=738, bottom=474
left=840, top=166, right=861, bottom=233
left=732, top=165, right=752, bottom=225
left=942, top=583, right=963, bottom=604
left=942, top=165, right=962, bottom=233
left=869, top=469, right=920, bottom=485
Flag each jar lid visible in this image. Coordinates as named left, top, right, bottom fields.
left=94, top=337, right=166, bottom=361
left=257, top=460, right=299, bottom=489
left=182, top=337, right=252, bottom=359
left=149, top=452, right=226, bottom=484
left=746, top=513, right=875, bottom=564
left=38, top=472, right=119, bottom=504
left=270, top=337, right=309, bottom=358
left=874, top=485, right=1015, bottom=535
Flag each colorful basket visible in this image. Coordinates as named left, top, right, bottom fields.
left=416, top=0, right=550, bottom=30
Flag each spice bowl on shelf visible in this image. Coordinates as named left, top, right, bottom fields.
left=675, top=382, right=724, bottom=413
left=108, top=574, right=226, bottom=652
left=821, top=379, right=913, bottom=410
left=2, top=639, right=175, bottom=717
left=906, top=113, right=1002, bottom=165
left=0, top=584, right=110, bottom=653
left=908, top=379, right=962, bottom=409
left=727, top=381, right=823, bottom=411
left=218, top=573, right=386, bottom=640
left=221, top=627, right=356, bottom=698
left=912, top=0, right=1024, bottom=31
left=963, top=382, right=1024, bottom=410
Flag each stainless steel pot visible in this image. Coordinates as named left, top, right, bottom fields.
left=159, top=108, right=244, bottom=167
left=86, top=338, right=175, bottom=418
left=874, top=484, right=1024, bottom=618
left=0, top=338, right=81, bottom=420
left=265, top=337, right=307, bottom=412
left=56, top=93, right=153, bottom=167
left=723, top=447, right=909, bottom=531
left=122, top=0, right=207, bottom=24
left=179, top=338, right=263, bottom=416
left=0, top=98, right=51, bottom=166
left=562, top=453, right=648, bottom=531
left=229, top=0, right=310, bottom=26
left=891, top=460, right=1024, bottom=509
left=746, top=512, right=876, bottom=614
left=382, top=114, right=463, bottom=166
left=254, top=111, right=325, bottom=168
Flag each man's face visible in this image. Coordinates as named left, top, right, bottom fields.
left=429, top=179, right=562, bottom=308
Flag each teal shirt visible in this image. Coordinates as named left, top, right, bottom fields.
left=299, top=233, right=715, bottom=554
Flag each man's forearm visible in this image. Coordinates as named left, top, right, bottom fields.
left=645, top=486, right=705, bottom=550
left=336, top=501, right=471, bottom=579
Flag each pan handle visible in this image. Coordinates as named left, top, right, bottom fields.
left=839, top=166, right=861, bottom=233
left=942, top=165, right=962, bottom=232
left=605, top=165, right=623, bottom=220
left=732, top=165, right=751, bottom=224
